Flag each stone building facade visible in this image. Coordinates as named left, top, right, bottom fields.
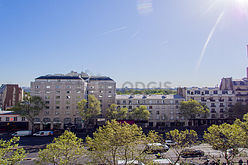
left=30, top=72, right=116, bottom=130
left=177, top=87, right=236, bottom=126
left=220, top=77, right=248, bottom=105
left=116, top=94, right=185, bottom=127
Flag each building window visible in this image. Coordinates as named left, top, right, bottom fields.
left=76, top=90, right=81, bottom=93
left=0, top=117, right=1, bottom=121
left=128, top=106, right=132, bottom=109
left=56, top=86, right=60, bottom=89
left=67, top=91, right=71, bottom=94
left=22, top=117, right=25, bottom=121
left=35, top=86, right=39, bottom=88
left=66, top=96, right=71, bottom=99
left=108, top=86, right=112, bottom=89
left=46, top=86, right=50, bottom=88
left=65, top=111, right=70, bottom=115
left=66, top=101, right=70, bottom=104
left=56, top=91, right=60, bottom=94
left=149, top=106, right=153, bottom=109
left=56, top=106, right=60, bottom=109
left=56, top=96, right=60, bottom=99
left=45, top=91, right=50, bottom=94
left=44, top=111, right=49, bottom=115
left=55, top=101, right=60, bottom=104
left=6, top=117, right=9, bottom=121
left=55, top=111, right=59, bottom=115
left=213, top=90, right=218, bottom=94
left=45, top=101, right=50, bottom=104
left=195, top=90, right=200, bottom=94
left=211, top=109, right=216, bottom=113
left=45, top=96, right=50, bottom=99
left=156, top=111, right=160, bottom=115
left=66, top=86, right=71, bottom=89
left=108, top=95, right=112, bottom=98
left=45, top=106, right=49, bottom=109
left=66, top=106, right=70, bottom=110
left=205, top=90, right=209, bottom=94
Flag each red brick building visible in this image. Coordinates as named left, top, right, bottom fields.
left=0, top=84, right=23, bottom=110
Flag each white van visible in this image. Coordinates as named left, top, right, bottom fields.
left=12, top=130, right=32, bottom=137
left=33, top=131, right=53, bottom=136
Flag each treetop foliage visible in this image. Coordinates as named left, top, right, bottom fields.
left=179, top=99, right=209, bottom=119
left=37, top=130, right=86, bottom=165
left=0, top=137, right=26, bottom=165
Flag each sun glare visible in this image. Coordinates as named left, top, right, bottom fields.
left=236, top=0, right=248, bottom=6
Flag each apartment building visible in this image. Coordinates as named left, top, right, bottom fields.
left=31, top=75, right=87, bottom=130
left=87, top=77, right=116, bottom=115
left=0, top=84, right=23, bottom=110
left=220, top=77, right=248, bottom=105
left=30, top=72, right=116, bottom=130
left=116, top=94, right=185, bottom=127
left=177, top=87, right=236, bottom=126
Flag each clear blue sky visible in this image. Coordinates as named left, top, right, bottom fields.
left=0, top=0, right=248, bottom=88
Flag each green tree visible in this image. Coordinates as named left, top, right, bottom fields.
left=204, top=123, right=246, bottom=165
left=234, top=113, right=248, bottom=147
left=106, top=104, right=128, bottom=120
left=10, top=96, right=44, bottom=132
left=228, top=103, right=248, bottom=120
left=0, top=137, right=26, bottom=165
left=166, top=129, right=198, bottom=165
left=36, top=130, right=86, bottom=165
left=179, top=99, right=209, bottom=119
left=86, top=120, right=160, bottom=165
left=129, top=105, right=150, bottom=121
left=77, top=95, right=101, bottom=126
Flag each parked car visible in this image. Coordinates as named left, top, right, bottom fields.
left=117, top=160, right=145, bottom=165
left=12, top=130, right=32, bottom=137
left=165, top=140, right=177, bottom=146
left=181, top=149, right=204, bottom=158
left=33, top=131, right=53, bottom=136
left=144, top=143, right=169, bottom=154
left=152, top=158, right=179, bottom=165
